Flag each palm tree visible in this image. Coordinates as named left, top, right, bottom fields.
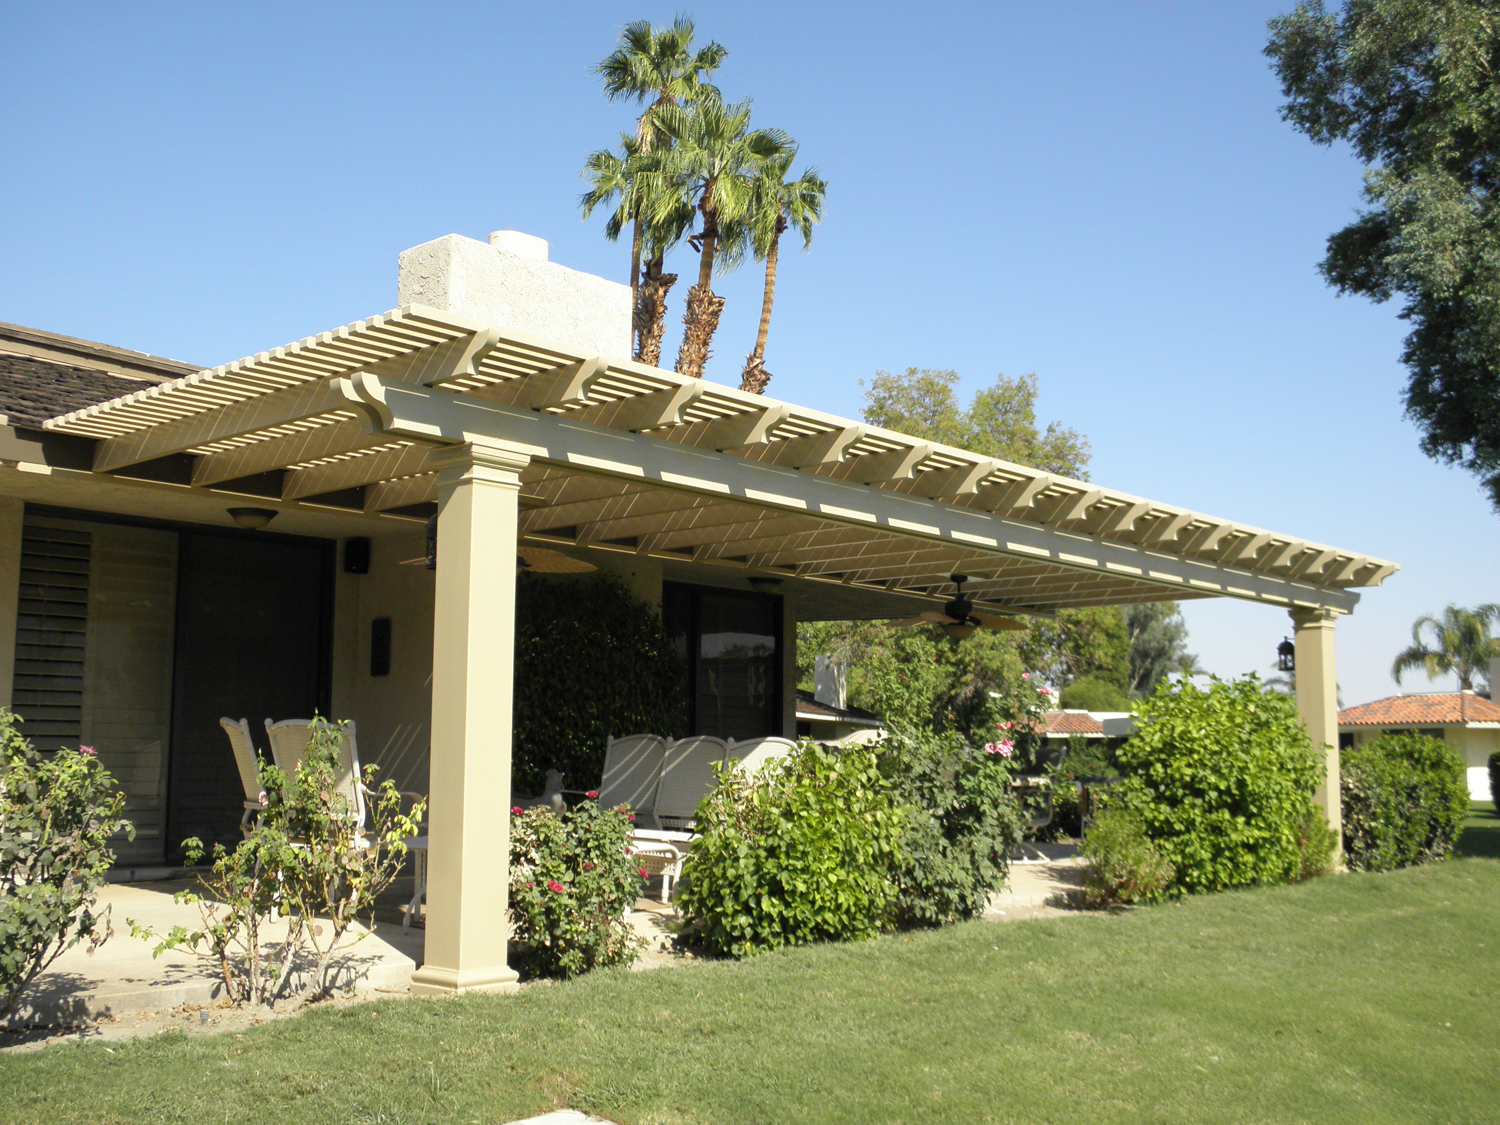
left=736, top=153, right=826, bottom=394
left=653, top=90, right=792, bottom=379
left=579, top=138, right=693, bottom=366
left=1392, top=603, right=1500, bottom=692
left=593, top=17, right=726, bottom=356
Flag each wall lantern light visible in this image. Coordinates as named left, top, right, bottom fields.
left=1276, top=636, right=1296, bottom=673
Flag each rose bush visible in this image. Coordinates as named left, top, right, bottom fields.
left=508, top=795, right=646, bottom=979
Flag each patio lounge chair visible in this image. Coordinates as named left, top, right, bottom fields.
left=220, top=717, right=267, bottom=839
left=652, top=735, right=732, bottom=831
left=726, top=735, right=796, bottom=775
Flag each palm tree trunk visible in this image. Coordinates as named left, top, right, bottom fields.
left=635, top=256, right=677, bottom=367
left=740, top=230, right=781, bottom=395
left=676, top=206, right=722, bottom=379
left=629, top=218, right=642, bottom=355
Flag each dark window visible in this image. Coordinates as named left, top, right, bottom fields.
left=662, top=583, right=781, bottom=741
left=1419, top=728, right=1444, bottom=740
left=1338, top=732, right=1354, bottom=750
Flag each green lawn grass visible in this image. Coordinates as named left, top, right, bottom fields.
left=3, top=860, right=1498, bottom=1125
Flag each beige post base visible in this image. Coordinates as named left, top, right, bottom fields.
left=410, top=964, right=519, bottom=997
left=413, top=440, right=530, bottom=997
left=1290, top=606, right=1341, bottom=835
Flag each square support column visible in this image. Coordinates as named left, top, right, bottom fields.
left=410, top=440, right=530, bottom=997
left=1290, top=606, right=1340, bottom=833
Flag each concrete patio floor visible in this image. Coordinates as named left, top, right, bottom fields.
left=7, top=846, right=1084, bottom=1034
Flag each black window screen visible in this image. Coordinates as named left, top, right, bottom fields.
left=662, top=583, right=781, bottom=742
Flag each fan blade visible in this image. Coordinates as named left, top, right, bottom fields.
left=517, top=546, right=597, bottom=574
left=398, top=557, right=428, bottom=566
left=973, top=612, right=1027, bottom=632
left=885, top=617, right=930, bottom=628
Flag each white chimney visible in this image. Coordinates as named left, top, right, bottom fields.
left=397, top=230, right=630, bottom=357
left=814, top=654, right=846, bottom=711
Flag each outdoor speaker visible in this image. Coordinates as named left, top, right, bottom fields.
left=344, top=537, right=371, bottom=574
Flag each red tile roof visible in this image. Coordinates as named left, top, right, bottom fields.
left=1039, top=711, right=1106, bottom=735
left=1338, top=693, right=1500, bottom=727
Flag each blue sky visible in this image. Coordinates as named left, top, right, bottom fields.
left=2, top=1, right=1494, bottom=705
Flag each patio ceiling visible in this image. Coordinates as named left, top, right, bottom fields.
left=40, top=305, right=1397, bottom=617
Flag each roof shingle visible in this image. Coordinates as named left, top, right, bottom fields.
left=0, top=353, right=154, bottom=429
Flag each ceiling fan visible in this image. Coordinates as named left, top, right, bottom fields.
left=887, top=575, right=1027, bottom=640
left=400, top=515, right=597, bottom=574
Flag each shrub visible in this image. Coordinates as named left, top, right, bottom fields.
left=1, top=710, right=131, bottom=1018
left=508, top=796, right=646, bottom=979
left=875, top=726, right=1026, bottom=927
left=131, top=718, right=423, bottom=1007
left=677, top=741, right=906, bottom=958
left=512, top=575, right=686, bottom=795
left=1111, top=676, right=1324, bottom=896
left=1077, top=808, right=1175, bottom=906
left=1341, top=732, right=1469, bottom=871
left=1489, top=748, right=1500, bottom=809
left=1292, top=806, right=1339, bottom=882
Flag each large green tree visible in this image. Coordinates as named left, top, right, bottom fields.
left=1391, top=602, right=1500, bottom=691
left=1123, top=601, right=1200, bottom=698
left=592, top=17, right=726, bottom=359
left=860, top=368, right=1091, bottom=478
left=1266, top=1, right=1500, bottom=510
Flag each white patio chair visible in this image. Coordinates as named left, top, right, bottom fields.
left=263, top=718, right=423, bottom=847
left=564, top=733, right=670, bottom=824
left=727, top=735, right=797, bottom=776
left=219, top=717, right=266, bottom=839
left=652, top=735, right=733, bottom=831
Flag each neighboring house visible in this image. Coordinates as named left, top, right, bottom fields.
left=793, top=691, right=882, bottom=743
left=1038, top=710, right=1136, bottom=762
left=1339, top=693, right=1500, bottom=800
left=794, top=653, right=883, bottom=742
left=0, top=227, right=1395, bottom=995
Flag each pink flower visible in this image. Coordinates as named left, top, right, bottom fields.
left=997, top=721, right=1014, bottom=731
left=984, top=740, right=1015, bottom=758
left=585, top=790, right=599, bottom=799
left=627, top=813, right=636, bottom=823
left=638, top=868, right=649, bottom=880
left=78, top=745, right=97, bottom=757
left=511, top=806, right=524, bottom=816
left=1038, top=686, right=1052, bottom=696
left=624, top=847, right=634, bottom=856
left=1021, top=673, right=1030, bottom=680
left=547, top=880, right=566, bottom=894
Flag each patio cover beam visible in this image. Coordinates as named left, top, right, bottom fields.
left=338, top=374, right=1364, bottom=614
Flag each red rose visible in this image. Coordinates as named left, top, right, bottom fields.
left=585, top=790, right=599, bottom=799
left=627, top=813, right=636, bottom=822
left=639, top=868, right=649, bottom=879
left=547, top=880, right=566, bottom=893
left=511, top=806, right=524, bottom=816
